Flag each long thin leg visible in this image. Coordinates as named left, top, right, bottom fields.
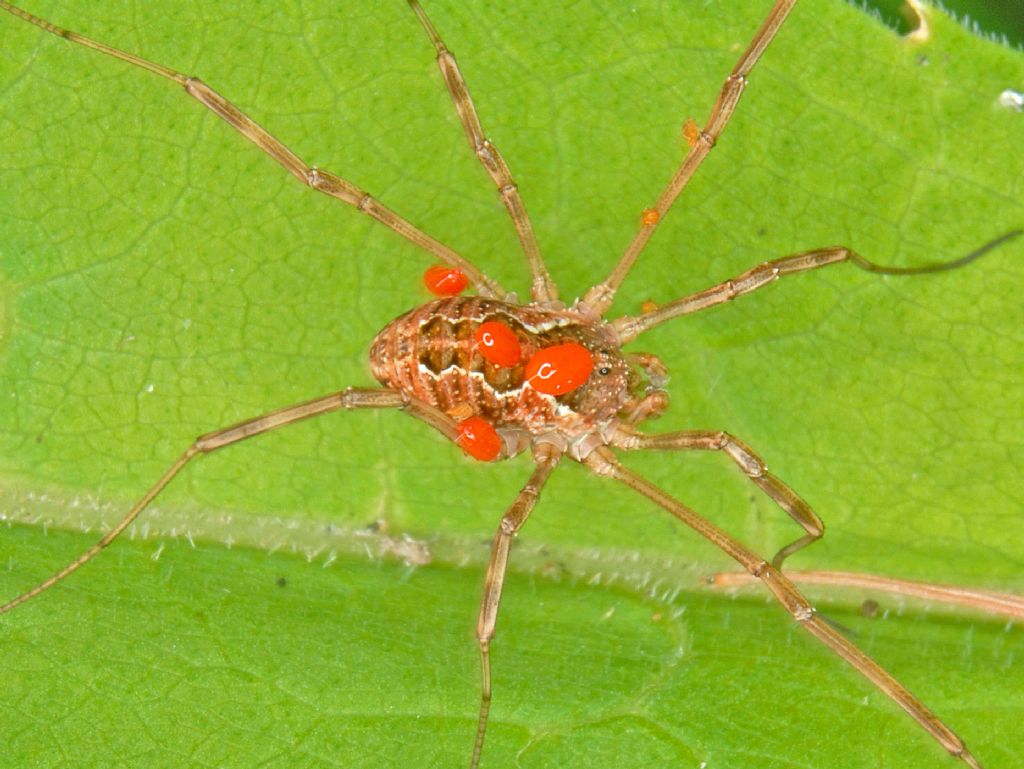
left=612, top=232, right=1021, bottom=343
left=471, top=443, right=560, bottom=769
left=707, top=569, right=1024, bottom=620
left=408, top=1, right=556, bottom=303
left=0, top=1, right=504, bottom=299
left=612, top=428, right=822, bottom=567
left=583, top=0, right=798, bottom=314
left=583, top=446, right=982, bottom=769
left=0, top=387, right=462, bottom=614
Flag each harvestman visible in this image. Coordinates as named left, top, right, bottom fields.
left=1, top=1, right=1016, bottom=767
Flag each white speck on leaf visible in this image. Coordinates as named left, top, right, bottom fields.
left=998, top=89, right=1023, bottom=111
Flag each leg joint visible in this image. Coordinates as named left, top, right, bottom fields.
left=794, top=605, right=816, bottom=622
left=722, top=436, right=765, bottom=478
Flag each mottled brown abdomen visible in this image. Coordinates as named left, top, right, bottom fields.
left=369, top=296, right=631, bottom=437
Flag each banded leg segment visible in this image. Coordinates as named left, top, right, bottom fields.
left=0, top=1, right=503, bottom=299
left=708, top=569, right=1024, bottom=620
left=584, top=0, right=798, bottom=313
left=472, top=443, right=560, bottom=769
left=613, top=428, right=822, bottom=567
left=583, top=446, right=981, bottom=769
left=0, top=387, right=460, bottom=615
left=612, top=236, right=1017, bottom=343
left=408, top=1, right=555, bottom=303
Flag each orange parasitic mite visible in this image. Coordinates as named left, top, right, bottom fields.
left=524, top=342, right=595, bottom=396
left=423, top=264, right=469, bottom=296
left=475, top=321, right=522, bottom=367
left=683, top=117, right=701, bottom=147
left=640, top=208, right=660, bottom=226
left=456, top=415, right=502, bottom=461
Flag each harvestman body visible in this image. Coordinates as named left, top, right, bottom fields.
left=2, top=1, right=1015, bottom=766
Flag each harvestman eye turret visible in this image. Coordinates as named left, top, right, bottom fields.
left=1, top=1, right=1019, bottom=767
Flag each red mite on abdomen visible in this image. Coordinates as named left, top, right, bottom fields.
left=369, top=296, right=634, bottom=451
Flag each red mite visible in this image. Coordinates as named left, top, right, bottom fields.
left=456, top=416, right=502, bottom=461
left=474, top=321, right=521, bottom=367
left=641, top=208, right=660, bottom=226
left=524, top=342, right=595, bottom=396
left=423, top=264, right=469, bottom=296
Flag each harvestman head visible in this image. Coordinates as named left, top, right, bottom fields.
left=1, top=1, right=1017, bottom=767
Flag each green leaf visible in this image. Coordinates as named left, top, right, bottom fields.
left=1, top=2, right=1021, bottom=768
